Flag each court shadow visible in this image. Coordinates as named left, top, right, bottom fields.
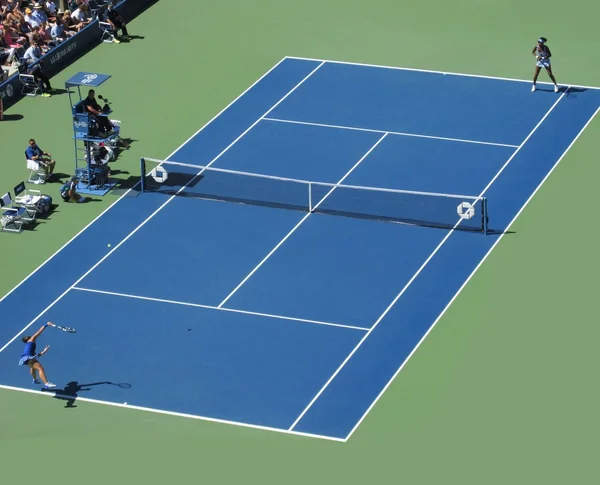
left=49, top=88, right=69, bottom=96
left=144, top=171, right=203, bottom=191
left=47, top=172, right=71, bottom=184
left=46, top=381, right=132, bottom=408
left=1, top=113, right=24, bottom=121
left=117, top=34, right=146, bottom=43
left=565, top=87, right=587, bottom=99
left=486, top=228, right=516, bottom=235
left=112, top=175, right=142, bottom=196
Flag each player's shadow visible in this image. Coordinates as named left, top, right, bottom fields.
left=565, top=87, right=587, bottom=99
left=49, top=381, right=131, bottom=408
left=486, top=228, right=516, bottom=235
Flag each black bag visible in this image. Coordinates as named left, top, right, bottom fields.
left=39, top=195, right=52, bottom=213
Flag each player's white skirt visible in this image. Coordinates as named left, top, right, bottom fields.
left=536, top=58, right=551, bottom=69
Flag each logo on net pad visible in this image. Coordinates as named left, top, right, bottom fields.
left=457, top=201, right=475, bottom=220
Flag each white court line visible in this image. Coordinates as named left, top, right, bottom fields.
left=263, top=117, right=520, bottom=148
left=286, top=55, right=600, bottom=92
left=343, top=105, right=600, bottom=442
left=217, top=133, right=389, bottom=308
left=288, top=87, right=571, bottom=432
left=0, top=61, right=326, bottom=355
left=0, top=384, right=344, bottom=443
left=72, top=287, right=368, bottom=331
left=0, top=57, right=291, bottom=308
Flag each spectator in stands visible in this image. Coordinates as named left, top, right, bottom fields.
left=30, top=3, right=48, bottom=26
left=22, top=40, right=41, bottom=63
left=26, top=138, right=56, bottom=179
left=34, top=21, right=54, bottom=48
left=62, top=8, right=85, bottom=32
left=84, top=89, right=113, bottom=134
left=44, top=0, right=57, bottom=22
left=18, top=16, right=33, bottom=38
left=50, top=16, right=69, bottom=42
left=0, top=33, right=17, bottom=65
left=5, top=2, right=25, bottom=25
left=23, top=6, right=33, bottom=25
left=105, top=2, right=129, bottom=41
left=71, top=3, right=90, bottom=28
left=1, top=21, right=25, bottom=60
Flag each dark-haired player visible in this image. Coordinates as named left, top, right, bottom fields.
left=532, top=37, right=559, bottom=93
left=18, top=322, right=56, bottom=388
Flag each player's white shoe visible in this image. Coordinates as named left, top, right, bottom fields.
left=531, top=84, right=536, bottom=92
left=554, top=85, right=559, bottom=93
left=44, top=382, right=56, bottom=389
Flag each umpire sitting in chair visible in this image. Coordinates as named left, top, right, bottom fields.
left=83, top=89, right=113, bottom=136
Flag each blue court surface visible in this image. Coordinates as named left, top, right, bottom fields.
left=1, top=57, right=599, bottom=442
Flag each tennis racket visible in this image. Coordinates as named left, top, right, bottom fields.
left=52, top=324, right=76, bottom=333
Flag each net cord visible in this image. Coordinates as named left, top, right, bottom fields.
left=141, top=157, right=485, bottom=202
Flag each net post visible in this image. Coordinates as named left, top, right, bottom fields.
left=308, top=182, right=312, bottom=212
left=482, top=197, right=489, bottom=235
left=140, top=158, right=146, bottom=193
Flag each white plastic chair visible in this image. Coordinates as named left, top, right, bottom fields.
left=26, top=157, right=48, bottom=185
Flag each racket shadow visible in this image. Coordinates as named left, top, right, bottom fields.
left=45, top=381, right=132, bottom=408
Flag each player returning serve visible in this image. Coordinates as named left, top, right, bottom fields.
left=531, top=37, right=559, bottom=93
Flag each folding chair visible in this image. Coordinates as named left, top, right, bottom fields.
left=19, top=73, right=42, bottom=97
left=26, top=151, right=47, bottom=185
left=99, top=22, right=118, bottom=43
left=13, top=181, right=49, bottom=216
left=0, top=192, right=30, bottom=233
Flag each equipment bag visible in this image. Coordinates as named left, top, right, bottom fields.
left=39, top=195, right=52, bottom=213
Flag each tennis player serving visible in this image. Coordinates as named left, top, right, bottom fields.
left=18, top=322, right=56, bottom=388
left=531, top=37, right=559, bottom=93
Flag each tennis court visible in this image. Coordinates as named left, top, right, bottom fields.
left=1, top=57, right=598, bottom=442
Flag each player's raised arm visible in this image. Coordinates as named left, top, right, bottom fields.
left=28, top=322, right=53, bottom=342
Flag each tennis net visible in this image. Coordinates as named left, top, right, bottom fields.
left=140, top=158, right=490, bottom=233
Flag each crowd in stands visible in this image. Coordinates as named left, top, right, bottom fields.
left=1, top=0, right=126, bottom=82
left=1, top=1, right=132, bottom=232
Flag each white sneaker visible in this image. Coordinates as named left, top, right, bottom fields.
left=44, top=382, right=56, bottom=389
left=554, top=85, right=559, bottom=93
left=531, top=84, right=536, bottom=92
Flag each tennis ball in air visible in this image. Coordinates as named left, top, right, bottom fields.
left=107, top=244, right=111, bottom=247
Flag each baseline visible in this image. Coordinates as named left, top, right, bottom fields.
left=0, top=384, right=344, bottom=443
left=286, top=56, right=600, bottom=91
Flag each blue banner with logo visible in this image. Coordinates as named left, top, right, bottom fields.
left=0, top=0, right=157, bottom=111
